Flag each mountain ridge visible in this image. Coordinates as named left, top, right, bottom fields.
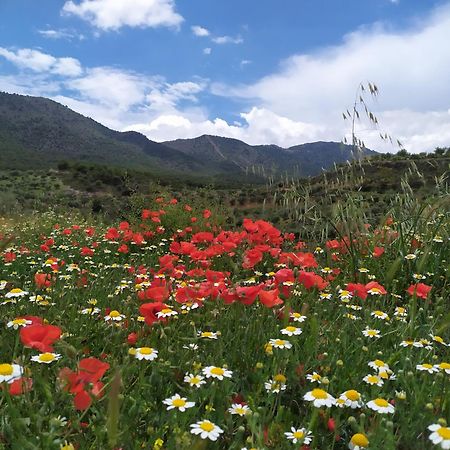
left=0, top=91, right=376, bottom=179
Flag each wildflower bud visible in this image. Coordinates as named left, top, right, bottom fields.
left=407, top=371, right=414, bottom=377
left=335, top=338, right=341, bottom=343
left=237, top=426, right=245, bottom=433
left=336, top=359, right=344, bottom=366
left=438, top=418, right=447, bottom=426
left=386, top=421, right=394, bottom=429
left=432, top=355, right=438, bottom=360
left=436, top=372, right=444, bottom=379
left=425, top=403, right=434, bottom=410
left=255, top=362, right=264, bottom=369
left=362, top=346, right=368, bottom=352
left=321, top=377, right=330, bottom=385
left=377, top=351, right=383, bottom=355
left=347, top=416, right=357, bottom=425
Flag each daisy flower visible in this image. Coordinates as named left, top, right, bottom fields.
left=417, top=363, right=439, bottom=374
left=431, top=335, right=448, bottom=346
left=265, top=374, right=287, bottom=393
left=339, top=390, right=364, bottom=408
left=367, top=398, right=395, bottom=414
left=7, top=318, right=32, bottom=329
left=202, top=366, right=233, bottom=380
left=339, top=289, right=353, bottom=301
left=0, top=363, right=23, bottom=384
left=183, top=343, right=199, bottom=351
left=405, top=253, right=417, bottom=260
left=31, top=353, right=61, bottom=364
left=184, top=373, right=206, bottom=388
left=303, top=389, right=335, bottom=407
left=281, top=326, right=302, bottom=336
left=284, top=427, right=313, bottom=444
left=135, top=347, right=158, bottom=361
left=190, top=420, right=223, bottom=441
left=198, top=331, right=219, bottom=339
left=290, top=312, right=307, bottom=322
left=428, top=424, right=450, bottom=449
left=371, top=310, right=389, bottom=320
left=363, top=374, right=384, bottom=386
left=5, top=288, right=28, bottom=298
left=434, top=363, right=450, bottom=374
left=181, top=302, right=199, bottom=312
left=368, top=359, right=390, bottom=372
left=349, top=433, right=369, bottom=449
left=228, top=403, right=251, bottom=416
left=162, top=394, right=195, bottom=412
left=394, top=307, right=407, bottom=317
left=156, top=308, right=178, bottom=318
left=400, top=339, right=423, bottom=348
left=104, top=310, right=125, bottom=322
left=362, top=328, right=381, bottom=338
left=268, top=338, right=292, bottom=349
left=306, top=372, right=322, bottom=383
left=80, top=307, right=101, bottom=315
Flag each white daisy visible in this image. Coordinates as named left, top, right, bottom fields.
left=349, top=433, right=369, bottom=449
left=284, top=427, right=313, bottom=444
left=162, top=394, right=195, bottom=412
left=7, top=318, right=32, bottom=329
left=30, top=353, right=61, bottom=364
left=228, top=403, right=251, bottom=416
left=366, top=398, right=395, bottom=414
left=362, top=328, right=381, bottom=338
left=104, top=310, right=125, bottom=322
left=135, top=347, right=158, bottom=361
left=0, top=363, right=23, bottom=383
left=303, top=389, right=335, bottom=407
left=184, top=373, right=206, bottom=388
left=339, top=390, right=364, bottom=409
left=269, top=338, right=292, bottom=349
left=190, top=420, right=223, bottom=441
left=416, top=363, right=439, bottom=374
left=428, top=424, right=450, bottom=449
left=202, top=366, right=233, bottom=381
left=280, top=326, right=302, bottom=336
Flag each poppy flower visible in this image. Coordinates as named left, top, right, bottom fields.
left=20, top=324, right=62, bottom=352
left=259, top=289, right=284, bottom=308
left=407, top=283, right=432, bottom=299
left=34, top=273, right=52, bottom=289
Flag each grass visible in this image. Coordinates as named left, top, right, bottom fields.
left=0, top=183, right=448, bottom=449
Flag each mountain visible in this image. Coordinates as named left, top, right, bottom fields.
left=0, top=91, right=375, bottom=179
left=165, top=135, right=376, bottom=177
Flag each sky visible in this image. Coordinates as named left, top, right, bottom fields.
left=1, top=0, right=450, bottom=152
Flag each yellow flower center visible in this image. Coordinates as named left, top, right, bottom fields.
left=367, top=330, right=377, bottom=336
left=311, top=388, right=328, bottom=399
left=139, top=347, right=153, bottom=355
left=10, top=288, right=23, bottom=294
left=293, top=430, right=305, bottom=439
left=172, top=398, right=186, bottom=408
left=367, top=376, right=379, bottom=383
left=109, top=310, right=121, bottom=318
left=345, top=390, right=360, bottom=401
left=211, top=367, right=224, bottom=376
left=351, top=433, right=369, bottom=446
left=421, top=364, right=433, bottom=369
left=12, top=319, right=26, bottom=325
left=285, top=326, right=297, bottom=332
left=274, top=374, right=286, bottom=383
left=374, top=359, right=385, bottom=367
left=202, top=332, right=213, bottom=337
left=374, top=398, right=389, bottom=407
left=274, top=339, right=285, bottom=346
left=200, top=422, right=215, bottom=432
left=190, top=376, right=200, bottom=384
left=434, top=336, right=444, bottom=343
left=438, top=363, right=450, bottom=370
left=0, top=364, right=13, bottom=376
left=437, top=427, right=450, bottom=439
left=39, top=353, right=55, bottom=362
left=161, top=308, right=172, bottom=314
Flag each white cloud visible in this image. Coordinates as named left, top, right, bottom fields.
left=62, top=0, right=183, bottom=31
left=0, top=47, right=83, bottom=77
left=203, top=47, right=212, bottom=55
left=218, top=3, right=450, bottom=152
left=212, top=35, right=243, bottom=45
left=38, top=29, right=85, bottom=40
left=191, top=25, right=210, bottom=37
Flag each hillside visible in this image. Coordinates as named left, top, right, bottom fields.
left=0, top=92, right=374, bottom=180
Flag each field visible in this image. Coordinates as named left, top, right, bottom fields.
left=0, top=184, right=449, bottom=450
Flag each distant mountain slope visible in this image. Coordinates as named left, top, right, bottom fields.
left=0, top=92, right=376, bottom=178
left=0, top=92, right=206, bottom=173
left=164, top=135, right=375, bottom=176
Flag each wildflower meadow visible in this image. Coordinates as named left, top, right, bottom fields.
left=0, top=197, right=448, bottom=450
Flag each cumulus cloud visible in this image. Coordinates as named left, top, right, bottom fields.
left=62, top=0, right=183, bottom=31
left=203, top=47, right=212, bottom=55
left=0, top=47, right=83, bottom=76
left=191, top=25, right=210, bottom=37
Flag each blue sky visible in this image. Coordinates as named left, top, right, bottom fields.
left=1, top=0, right=450, bottom=151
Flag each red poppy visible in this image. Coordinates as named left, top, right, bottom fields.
left=139, top=302, right=167, bottom=325
left=34, top=273, right=52, bottom=289
left=407, top=283, right=432, bottom=299
left=259, top=289, right=284, bottom=308
left=20, top=324, right=62, bottom=352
